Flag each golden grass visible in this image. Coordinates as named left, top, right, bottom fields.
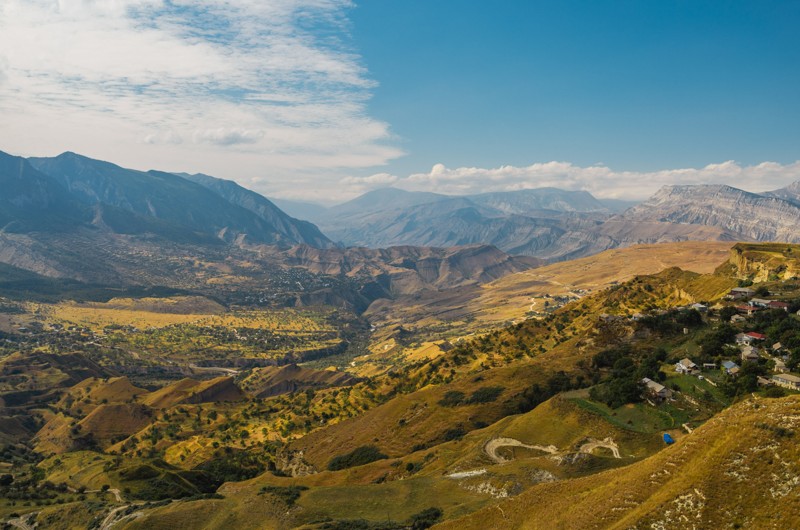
left=436, top=395, right=800, bottom=530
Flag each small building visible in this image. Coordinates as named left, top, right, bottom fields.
left=722, top=360, right=740, bottom=376
left=736, top=333, right=754, bottom=345
left=772, top=373, right=800, bottom=390
left=736, top=305, right=762, bottom=316
left=675, top=358, right=698, bottom=374
left=702, top=362, right=717, bottom=370
left=731, top=314, right=747, bottom=324
left=746, top=332, right=766, bottom=341
left=768, top=301, right=790, bottom=312
left=691, top=303, right=708, bottom=313
left=773, top=342, right=784, bottom=353
left=642, top=378, right=673, bottom=400
left=727, top=287, right=755, bottom=300
left=740, top=345, right=760, bottom=362
left=750, top=298, right=772, bottom=308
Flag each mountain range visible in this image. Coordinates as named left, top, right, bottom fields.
left=3, top=148, right=800, bottom=286
left=290, top=182, right=800, bottom=260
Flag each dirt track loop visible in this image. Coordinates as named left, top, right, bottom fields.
left=484, top=436, right=621, bottom=464
left=484, top=438, right=559, bottom=463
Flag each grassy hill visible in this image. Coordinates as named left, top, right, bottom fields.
left=437, top=394, right=800, bottom=530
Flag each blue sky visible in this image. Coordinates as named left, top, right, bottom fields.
left=351, top=1, right=800, bottom=173
left=0, top=1, right=798, bottom=201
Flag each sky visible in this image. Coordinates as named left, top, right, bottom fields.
left=0, top=1, right=799, bottom=203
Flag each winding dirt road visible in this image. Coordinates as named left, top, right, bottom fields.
left=484, top=438, right=559, bottom=463
left=483, top=436, right=621, bottom=464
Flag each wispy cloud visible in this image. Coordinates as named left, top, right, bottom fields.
left=360, top=160, right=800, bottom=200
left=0, top=0, right=402, bottom=195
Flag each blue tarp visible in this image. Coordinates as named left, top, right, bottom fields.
left=663, top=433, right=675, bottom=445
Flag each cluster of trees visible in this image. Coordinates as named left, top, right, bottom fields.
left=589, top=345, right=666, bottom=408
left=638, top=308, right=704, bottom=335
left=327, top=445, right=388, bottom=471
left=437, top=386, right=504, bottom=407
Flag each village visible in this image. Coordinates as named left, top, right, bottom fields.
left=638, top=285, right=800, bottom=407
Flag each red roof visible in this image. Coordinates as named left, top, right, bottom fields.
left=769, top=301, right=790, bottom=308
left=746, top=332, right=766, bottom=340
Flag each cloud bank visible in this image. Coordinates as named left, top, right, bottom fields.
left=347, top=160, right=800, bottom=200
left=0, top=0, right=402, bottom=198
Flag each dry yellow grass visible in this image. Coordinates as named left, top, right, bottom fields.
left=473, top=241, right=735, bottom=324
left=33, top=297, right=335, bottom=333
left=437, top=395, right=800, bottom=530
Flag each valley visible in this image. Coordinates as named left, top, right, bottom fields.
left=2, top=240, right=800, bottom=529
left=2, top=150, right=800, bottom=529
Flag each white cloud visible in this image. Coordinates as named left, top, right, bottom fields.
left=390, top=160, right=800, bottom=200
left=193, top=128, right=264, bottom=146
left=0, top=0, right=403, bottom=194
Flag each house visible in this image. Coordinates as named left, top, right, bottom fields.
left=736, top=305, right=762, bottom=316
left=740, top=345, right=760, bottom=362
left=691, top=303, right=708, bottom=313
left=722, top=360, right=740, bottom=376
left=750, top=298, right=772, bottom=307
left=746, top=332, right=766, bottom=341
left=727, top=287, right=755, bottom=300
left=735, top=333, right=754, bottom=345
left=772, top=342, right=784, bottom=353
left=768, top=301, right=790, bottom=312
left=702, top=362, right=717, bottom=370
left=675, top=358, right=698, bottom=374
left=731, top=314, right=747, bottom=324
left=772, top=373, right=800, bottom=390
left=642, top=377, right=673, bottom=400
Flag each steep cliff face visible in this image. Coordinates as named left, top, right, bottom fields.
left=623, top=185, right=800, bottom=242
left=727, top=243, right=800, bottom=282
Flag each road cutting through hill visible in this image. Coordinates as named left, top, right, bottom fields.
left=484, top=436, right=621, bottom=464
left=483, top=438, right=559, bottom=463
left=578, top=437, right=621, bottom=458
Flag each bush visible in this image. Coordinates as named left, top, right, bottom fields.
left=258, top=485, right=308, bottom=506
left=408, top=507, right=443, bottom=529
left=764, top=386, right=786, bottom=398
left=443, top=427, right=466, bottom=441
left=437, top=391, right=465, bottom=407
left=467, top=386, right=504, bottom=404
left=327, top=446, right=388, bottom=471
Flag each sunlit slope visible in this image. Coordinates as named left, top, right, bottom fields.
left=437, top=395, right=800, bottom=530
left=366, top=241, right=734, bottom=336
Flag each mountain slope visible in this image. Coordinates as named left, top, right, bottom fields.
left=177, top=173, right=332, bottom=248
left=0, top=151, right=90, bottom=232
left=28, top=152, right=329, bottom=247
left=438, top=395, right=800, bottom=530
left=469, top=188, right=609, bottom=214
left=620, top=184, right=800, bottom=242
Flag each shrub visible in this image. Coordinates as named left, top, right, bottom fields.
left=408, top=507, right=443, bottom=529
left=327, top=446, right=388, bottom=471
left=764, top=386, right=786, bottom=398
left=467, top=386, right=504, bottom=404
left=437, top=391, right=465, bottom=407
left=258, top=485, right=308, bottom=506
left=442, top=427, right=466, bottom=441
